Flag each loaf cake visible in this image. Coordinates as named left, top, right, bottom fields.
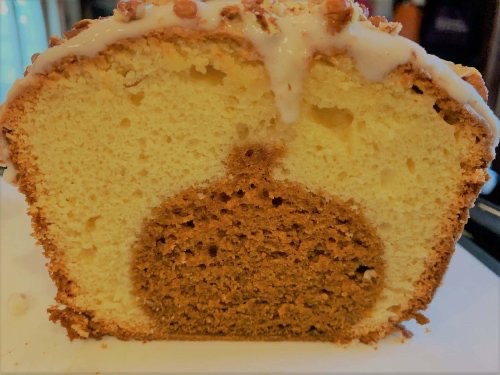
left=0, top=0, right=498, bottom=343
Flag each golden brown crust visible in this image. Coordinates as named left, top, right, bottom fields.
left=377, top=65, right=493, bottom=340
left=2, top=102, right=79, bottom=316
left=1, top=25, right=495, bottom=343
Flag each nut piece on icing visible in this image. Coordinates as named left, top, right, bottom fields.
left=221, top=5, right=240, bottom=20
left=451, top=64, right=488, bottom=101
left=324, top=0, right=353, bottom=34
left=173, top=0, right=198, bottom=19
left=242, top=0, right=269, bottom=32
left=369, top=16, right=402, bottom=35
left=454, top=62, right=488, bottom=101
left=464, top=74, right=488, bottom=101
left=31, top=53, right=40, bottom=64
left=463, top=74, right=488, bottom=102
left=358, top=3, right=370, bottom=18
left=113, top=0, right=146, bottom=23
left=64, top=19, right=93, bottom=39
left=368, top=15, right=387, bottom=27
left=48, top=36, right=63, bottom=47
left=243, top=0, right=264, bottom=12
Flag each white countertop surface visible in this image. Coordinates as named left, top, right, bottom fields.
left=1, top=180, right=499, bottom=374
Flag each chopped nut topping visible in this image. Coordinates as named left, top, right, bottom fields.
left=114, top=0, right=146, bottom=23
left=374, top=20, right=402, bottom=35
left=221, top=5, right=240, bottom=20
left=243, top=0, right=264, bottom=12
left=173, top=0, right=198, bottom=19
left=242, top=0, right=270, bottom=32
left=397, top=324, right=414, bottom=339
left=64, top=19, right=93, bottom=39
left=413, top=312, right=430, bottom=325
left=365, top=16, right=402, bottom=35
left=31, top=53, right=40, bottom=64
left=23, top=67, right=29, bottom=77
left=368, top=15, right=386, bottom=27
left=463, top=73, right=488, bottom=101
left=256, top=14, right=270, bottom=32
left=70, top=324, right=90, bottom=338
left=48, top=36, right=63, bottom=47
left=368, top=16, right=403, bottom=35
left=324, top=0, right=353, bottom=34
left=268, top=15, right=279, bottom=32
left=451, top=64, right=488, bottom=101
left=358, top=3, right=369, bottom=19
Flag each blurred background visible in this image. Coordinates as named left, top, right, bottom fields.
left=0, top=0, right=499, bottom=269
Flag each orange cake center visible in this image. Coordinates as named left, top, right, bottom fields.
left=131, top=145, right=385, bottom=340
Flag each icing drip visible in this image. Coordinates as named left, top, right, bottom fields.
left=332, top=21, right=414, bottom=81
left=241, top=5, right=341, bottom=124
left=2, top=0, right=499, bottom=156
left=241, top=11, right=317, bottom=123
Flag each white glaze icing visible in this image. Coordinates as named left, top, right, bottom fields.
left=0, top=0, right=498, bottom=182
left=241, top=10, right=322, bottom=123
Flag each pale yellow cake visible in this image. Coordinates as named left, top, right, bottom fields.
left=0, top=0, right=498, bottom=343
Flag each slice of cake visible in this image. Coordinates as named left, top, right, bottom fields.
left=0, top=0, right=498, bottom=343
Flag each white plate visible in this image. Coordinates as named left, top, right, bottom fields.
left=1, top=180, right=499, bottom=373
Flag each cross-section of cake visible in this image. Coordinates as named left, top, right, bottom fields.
left=0, top=0, right=498, bottom=343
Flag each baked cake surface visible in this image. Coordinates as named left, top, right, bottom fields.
left=0, top=0, right=498, bottom=343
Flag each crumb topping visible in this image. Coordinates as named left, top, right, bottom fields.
left=64, top=19, right=94, bottom=39
left=173, top=0, right=198, bottom=19
left=114, top=0, right=146, bottom=23
left=324, top=0, right=353, bottom=33
left=221, top=5, right=240, bottom=20
left=48, top=36, right=63, bottom=47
